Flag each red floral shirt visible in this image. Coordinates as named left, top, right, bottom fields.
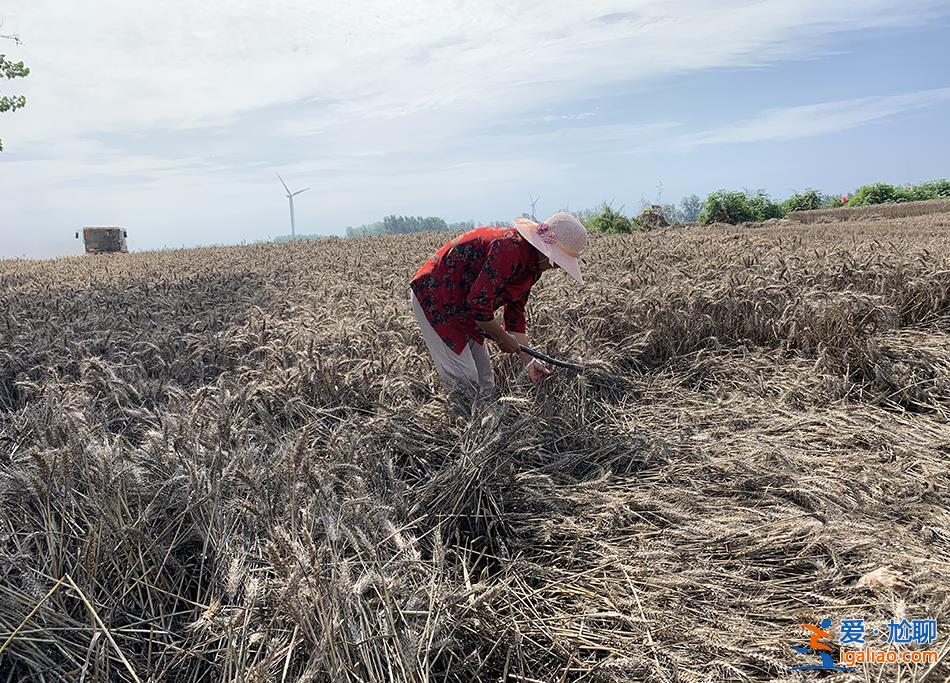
left=410, top=227, right=542, bottom=354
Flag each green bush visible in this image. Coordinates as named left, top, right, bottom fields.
left=910, top=179, right=950, bottom=200
left=781, top=190, right=822, bottom=214
left=821, top=193, right=848, bottom=209
left=747, top=191, right=783, bottom=221
left=846, top=183, right=915, bottom=206
left=699, top=191, right=755, bottom=225
left=845, top=179, right=950, bottom=206
left=584, top=203, right=636, bottom=234
left=700, top=190, right=784, bottom=225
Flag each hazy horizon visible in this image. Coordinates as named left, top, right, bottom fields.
left=2, top=0, right=949, bottom=259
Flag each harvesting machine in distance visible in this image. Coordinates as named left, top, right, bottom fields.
left=76, top=227, right=128, bottom=254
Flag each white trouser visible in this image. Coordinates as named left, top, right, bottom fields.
left=409, top=289, right=494, bottom=391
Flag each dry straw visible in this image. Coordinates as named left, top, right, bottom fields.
left=1, top=215, right=949, bottom=681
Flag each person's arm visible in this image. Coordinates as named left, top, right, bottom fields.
left=509, top=331, right=533, bottom=366
left=474, top=317, right=521, bottom=353
left=503, top=292, right=534, bottom=365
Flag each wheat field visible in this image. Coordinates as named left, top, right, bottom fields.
left=788, top=199, right=950, bottom=224
left=1, top=215, right=949, bottom=682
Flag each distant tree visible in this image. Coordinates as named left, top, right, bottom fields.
left=380, top=215, right=448, bottom=234
left=422, top=216, right=448, bottom=232
left=654, top=194, right=702, bottom=223
left=346, top=220, right=386, bottom=237
left=660, top=203, right=681, bottom=223
left=345, top=215, right=509, bottom=238
left=679, top=195, right=702, bottom=222
left=1, top=31, right=29, bottom=152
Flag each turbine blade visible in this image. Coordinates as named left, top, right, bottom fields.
left=293, top=187, right=310, bottom=196
left=275, top=170, right=291, bottom=194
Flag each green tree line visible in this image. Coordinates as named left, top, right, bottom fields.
left=581, top=178, right=950, bottom=232
left=345, top=215, right=512, bottom=237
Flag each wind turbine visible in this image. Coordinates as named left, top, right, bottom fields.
left=529, top=193, right=540, bottom=221
left=275, top=170, right=310, bottom=237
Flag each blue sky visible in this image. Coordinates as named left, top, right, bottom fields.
left=1, top=0, right=949, bottom=258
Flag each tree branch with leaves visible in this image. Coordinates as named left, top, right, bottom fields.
left=1, top=28, right=29, bottom=152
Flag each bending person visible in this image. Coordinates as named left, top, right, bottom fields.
left=408, top=212, right=588, bottom=392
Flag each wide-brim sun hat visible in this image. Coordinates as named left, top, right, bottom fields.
left=514, top=212, right=588, bottom=284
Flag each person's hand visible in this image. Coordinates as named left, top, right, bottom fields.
left=496, top=333, right=522, bottom=354
left=526, top=359, right=553, bottom=384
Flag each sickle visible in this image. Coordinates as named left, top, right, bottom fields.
left=519, top=345, right=586, bottom=372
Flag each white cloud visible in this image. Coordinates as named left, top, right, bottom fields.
left=1, top=0, right=949, bottom=256
left=4, top=0, right=947, bottom=144
left=537, top=112, right=597, bottom=123
left=678, top=87, right=950, bottom=147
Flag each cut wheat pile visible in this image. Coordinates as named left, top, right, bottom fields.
left=1, top=215, right=949, bottom=682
